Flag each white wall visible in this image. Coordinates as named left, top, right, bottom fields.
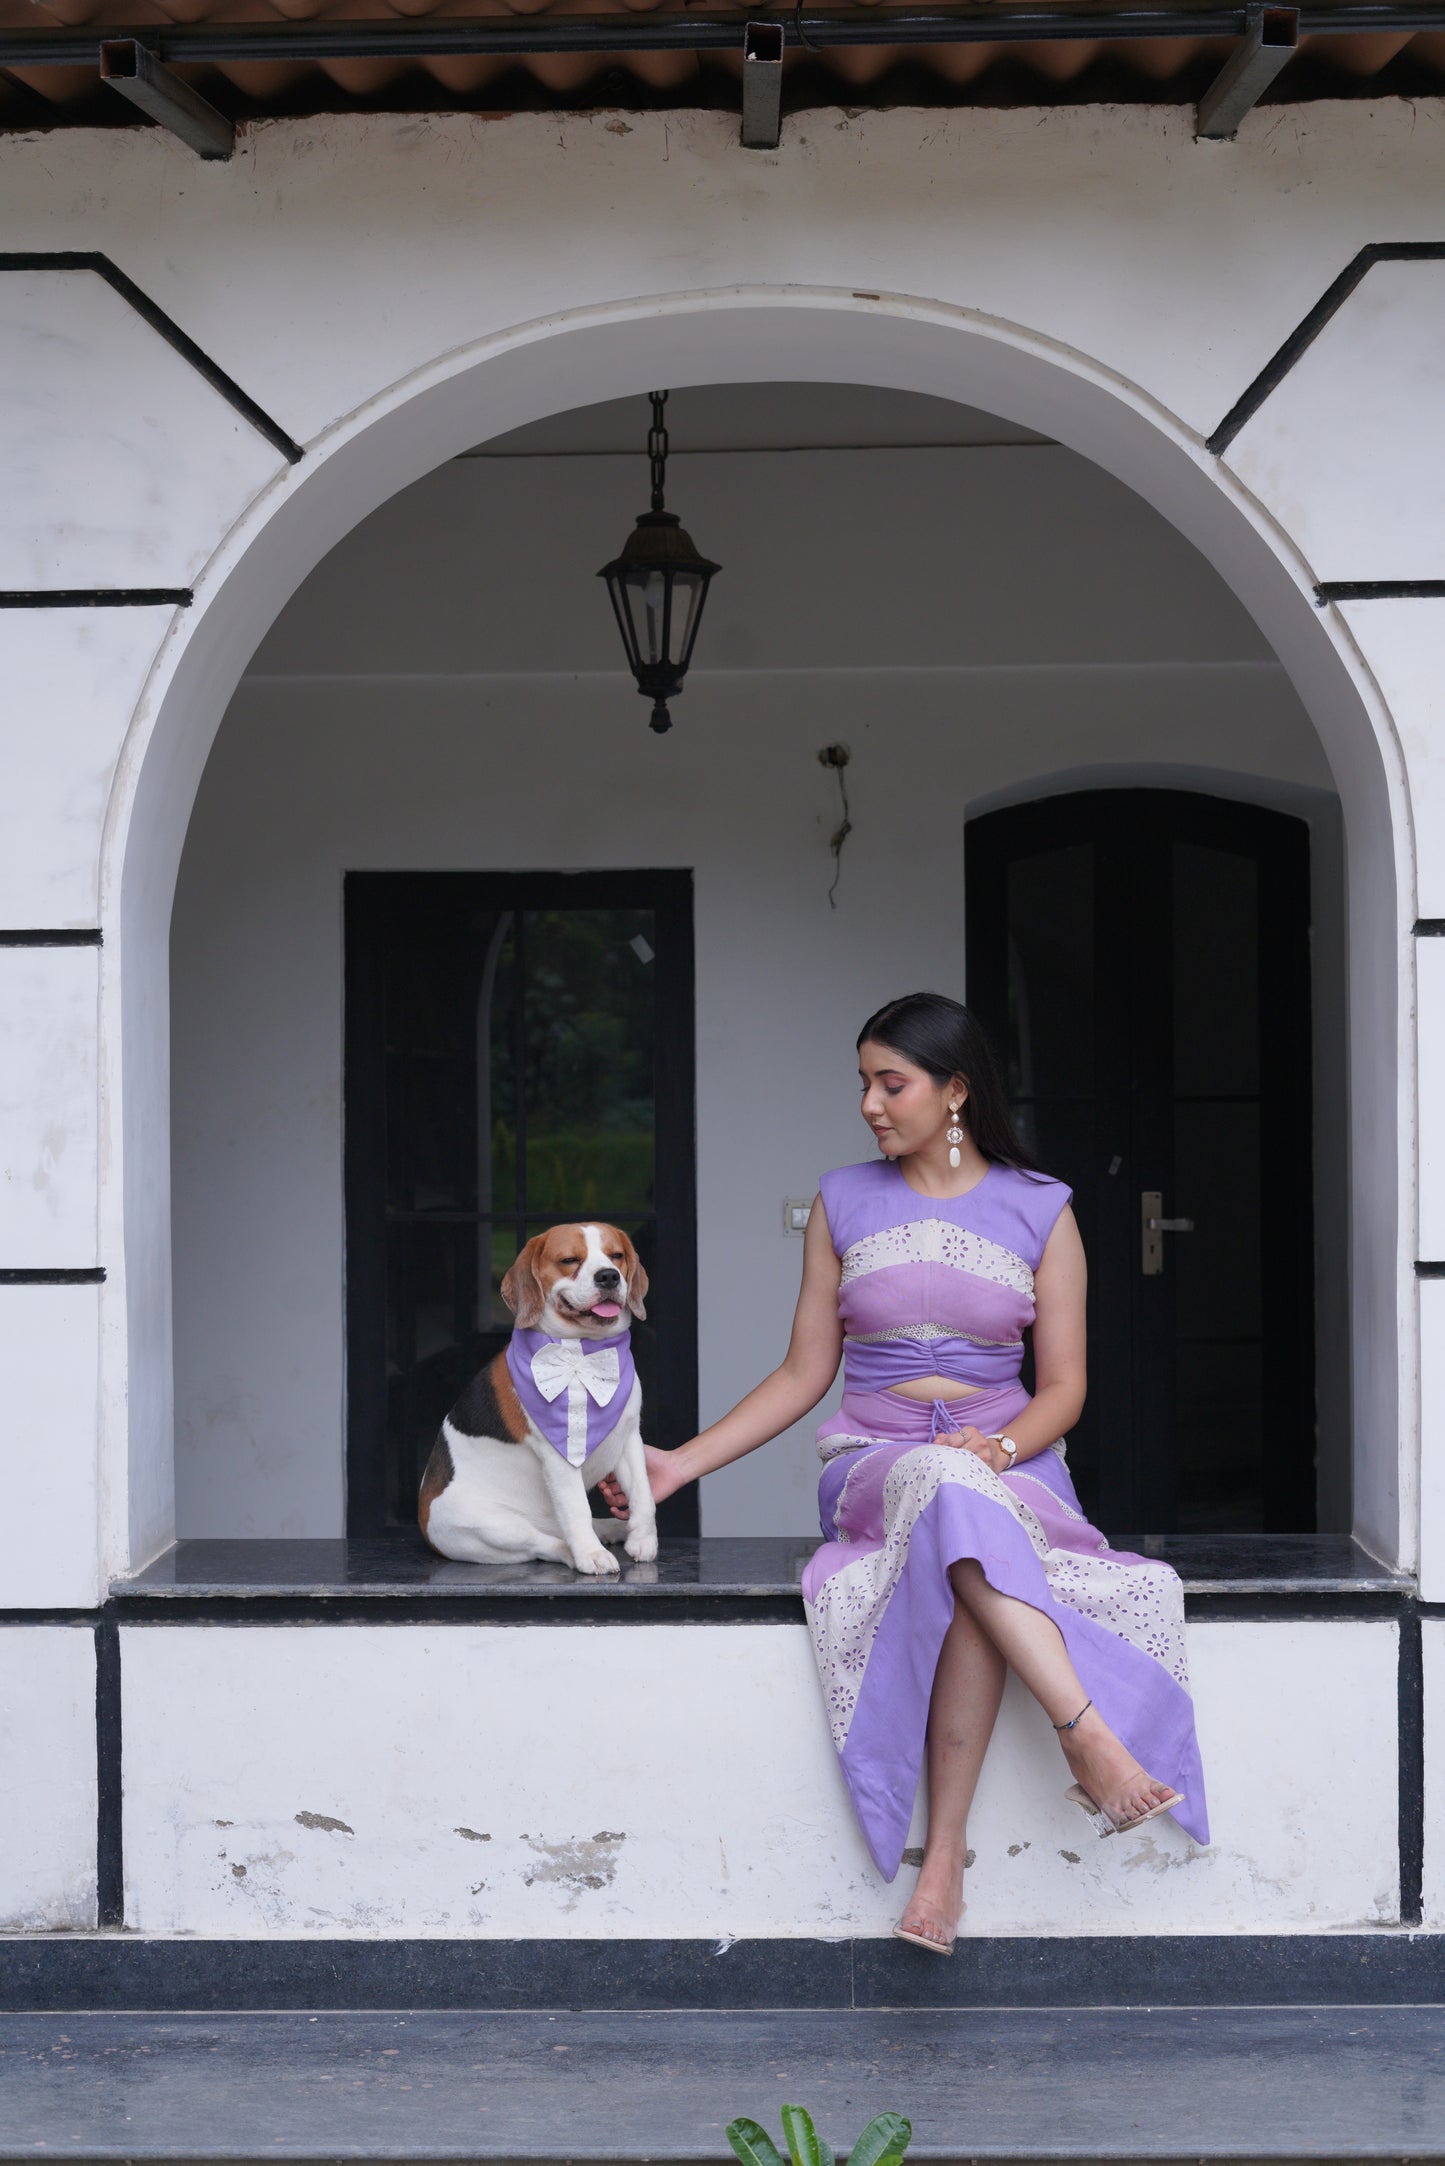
left=120, top=1617, right=1398, bottom=1936
left=171, top=427, right=1340, bottom=1538
left=0, top=1627, right=97, bottom=1930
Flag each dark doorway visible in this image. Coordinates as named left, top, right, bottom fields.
left=344, top=871, right=698, bottom=1537
left=966, top=790, right=1315, bottom=1536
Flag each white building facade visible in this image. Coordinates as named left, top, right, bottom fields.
left=3, top=89, right=1445, bottom=1990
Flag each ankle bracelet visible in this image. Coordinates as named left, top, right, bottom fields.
left=1052, top=1699, right=1093, bottom=1732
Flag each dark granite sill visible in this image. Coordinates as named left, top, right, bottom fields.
left=113, top=1533, right=1413, bottom=1606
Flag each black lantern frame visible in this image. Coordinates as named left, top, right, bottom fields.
left=598, top=391, right=721, bottom=733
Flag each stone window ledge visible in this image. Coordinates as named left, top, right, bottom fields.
left=112, top=1534, right=1412, bottom=1616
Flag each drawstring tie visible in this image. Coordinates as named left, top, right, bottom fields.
left=930, top=1398, right=964, bottom=1443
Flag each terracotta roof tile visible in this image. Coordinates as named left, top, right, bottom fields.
left=2, top=0, right=1443, bottom=132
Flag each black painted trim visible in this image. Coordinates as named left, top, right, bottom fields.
left=1418, top=1261, right=1445, bottom=1279
left=94, top=1614, right=123, bottom=1930
left=103, top=1588, right=1411, bottom=1625
left=0, top=588, right=191, bottom=608
left=1415, top=921, right=1445, bottom=937
left=1316, top=580, right=1445, bottom=603
left=4, top=1931, right=1445, bottom=2012
left=1209, top=242, right=1445, bottom=457
left=0, top=929, right=101, bottom=946
left=3, top=1589, right=1412, bottom=1627
left=0, top=1268, right=106, bottom=1285
left=1400, top=1605, right=1425, bottom=1928
left=0, top=252, right=303, bottom=465
left=112, top=1592, right=805, bottom=1625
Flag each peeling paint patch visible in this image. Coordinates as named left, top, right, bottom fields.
left=455, top=1827, right=490, bottom=1842
left=900, top=1847, right=924, bottom=1867
left=521, top=1830, right=626, bottom=1909
left=1058, top=1849, right=1081, bottom=1864
left=295, top=1811, right=354, bottom=1835
left=230, top=1863, right=247, bottom=1879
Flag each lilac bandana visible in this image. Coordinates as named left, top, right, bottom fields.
left=505, top=1327, right=636, bottom=1467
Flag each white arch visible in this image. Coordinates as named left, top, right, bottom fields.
left=97, top=286, right=1417, bottom=1575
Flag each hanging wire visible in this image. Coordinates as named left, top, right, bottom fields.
left=648, top=389, right=669, bottom=513
left=819, top=744, right=853, bottom=909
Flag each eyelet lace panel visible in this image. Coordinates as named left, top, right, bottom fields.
left=839, top=1218, right=1034, bottom=1296
left=805, top=1445, right=1191, bottom=1753
left=818, top=1433, right=881, bottom=1465
left=845, top=1324, right=1023, bottom=1349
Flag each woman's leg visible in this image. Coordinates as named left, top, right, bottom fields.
left=898, top=1598, right=1005, bottom=1946
left=951, top=1559, right=1179, bottom=1826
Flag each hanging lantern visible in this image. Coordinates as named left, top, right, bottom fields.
left=598, top=390, right=721, bottom=734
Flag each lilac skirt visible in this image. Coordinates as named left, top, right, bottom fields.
left=802, top=1383, right=1209, bottom=1879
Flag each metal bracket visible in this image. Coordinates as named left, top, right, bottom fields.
left=100, top=39, right=235, bottom=161
left=741, top=20, right=784, bottom=150
left=1196, top=6, right=1298, bottom=140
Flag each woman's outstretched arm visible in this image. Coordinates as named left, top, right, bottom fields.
left=605, top=1195, right=844, bottom=1511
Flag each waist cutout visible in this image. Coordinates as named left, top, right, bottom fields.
left=818, top=1379, right=1033, bottom=1460
left=842, top=1329, right=1024, bottom=1398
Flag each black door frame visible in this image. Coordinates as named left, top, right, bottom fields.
left=343, top=869, right=698, bottom=1538
left=966, top=788, right=1316, bottom=1535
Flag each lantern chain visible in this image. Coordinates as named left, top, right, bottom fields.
left=648, top=389, right=669, bottom=513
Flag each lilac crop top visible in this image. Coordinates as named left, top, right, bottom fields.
left=818, top=1157, right=1074, bottom=1396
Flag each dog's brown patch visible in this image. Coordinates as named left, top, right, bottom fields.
left=443, top=1349, right=530, bottom=1445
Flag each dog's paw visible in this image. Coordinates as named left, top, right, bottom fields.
left=624, top=1527, right=659, bottom=1563
left=572, top=1544, right=621, bottom=1577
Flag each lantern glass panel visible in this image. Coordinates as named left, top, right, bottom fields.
left=638, top=570, right=669, bottom=666
left=670, top=570, right=706, bottom=665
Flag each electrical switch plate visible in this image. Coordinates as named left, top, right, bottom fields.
left=783, top=1199, right=814, bottom=1235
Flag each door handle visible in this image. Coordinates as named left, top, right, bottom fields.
left=1141, top=1190, right=1194, bottom=1276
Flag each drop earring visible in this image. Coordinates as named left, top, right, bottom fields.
left=946, top=1103, right=965, bottom=1170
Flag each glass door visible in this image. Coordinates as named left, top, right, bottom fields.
left=345, top=871, right=697, bottom=1535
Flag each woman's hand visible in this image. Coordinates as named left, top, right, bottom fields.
left=945, top=1424, right=1011, bottom=1476
left=597, top=1444, right=681, bottom=1519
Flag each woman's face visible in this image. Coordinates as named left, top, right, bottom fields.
left=858, top=1039, right=962, bottom=1158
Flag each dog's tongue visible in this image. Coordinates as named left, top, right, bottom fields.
left=591, top=1301, right=622, bottom=1320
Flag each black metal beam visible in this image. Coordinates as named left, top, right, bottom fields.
left=100, top=38, right=234, bottom=157
left=1, top=3, right=1444, bottom=67
left=1196, top=3, right=1299, bottom=135
left=741, top=18, right=784, bottom=146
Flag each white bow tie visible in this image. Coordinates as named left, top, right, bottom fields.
left=531, top=1341, right=621, bottom=1466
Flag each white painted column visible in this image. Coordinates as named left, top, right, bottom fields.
left=0, top=1626, right=98, bottom=1929
left=0, top=259, right=289, bottom=1603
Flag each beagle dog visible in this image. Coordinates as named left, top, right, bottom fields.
left=419, top=1222, right=658, bottom=1576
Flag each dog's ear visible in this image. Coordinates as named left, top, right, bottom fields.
left=500, top=1235, right=548, bottom=1328
left=620, top=1233, right=649, bottom=1323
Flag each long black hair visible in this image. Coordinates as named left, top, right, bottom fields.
left=857, top=991, right=1044, bottom=1176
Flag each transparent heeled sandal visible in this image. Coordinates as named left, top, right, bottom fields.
left=1053, top=1700, right=1185, bottom=1840
left=893, top=1900, right=964, bottom=1956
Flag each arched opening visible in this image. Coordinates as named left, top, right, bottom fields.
left=101, top=295, right=1410, bottom=1580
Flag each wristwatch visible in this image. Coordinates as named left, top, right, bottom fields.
left=989, top=1433, right=1019, bottom=1467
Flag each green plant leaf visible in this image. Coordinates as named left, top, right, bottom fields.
left=819, top=2138, right=837, bottom=2166
left=781, top=2106, right=822, bottom=2166
left=726, top=2121, right=787, bottom=2166
left=845, top=2114, right=912, bottom=2166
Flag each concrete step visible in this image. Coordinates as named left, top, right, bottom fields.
left=1, top=2006, right=1443, bottom=2161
